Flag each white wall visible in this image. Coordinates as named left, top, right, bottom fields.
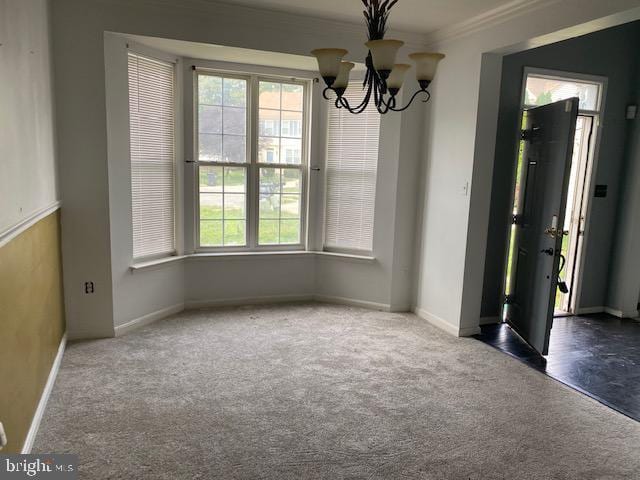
left=53, top=0, right=427, bottom=338
left=104, top=34, right=185, bottom=329
left=0, top=0, right=58, bottom=236
left=414, top=0, right=640, bottom=335
left=315, top=85, right=422, bottom=311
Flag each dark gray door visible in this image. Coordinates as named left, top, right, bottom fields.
left=507, top=98, right=579, bottom=355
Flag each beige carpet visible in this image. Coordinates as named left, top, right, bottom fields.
left=34, top=303, right=640, bottom=479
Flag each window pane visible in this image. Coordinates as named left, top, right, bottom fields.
left=281, top=111, right=302, bottom=138
left=224, top=194, right=245, bottom=220
left=259, top=219, right=279, bottom=245
left=259, top=137, right=280, bottom=164
left=224, top=220, right=245, bottom=245
left=223, top=107, right=246, bottom=135
left=259, top=82, right=281, bottom=109
left=524, top=75, right=600, bottom=111
left=223, top=78, right=246, bottom=107
left=260, top=194, right=280, bottom=219
left=258, top=81, right=305, bottom=167
left=199, top=105, right=222, bottom=134
left=199, top=134, right=222, bottom=161
left=198, top=165, right=247, bottom=247
left=259, top=109, right=280, bottom=136
left=282, top=169, right=301, bottom=193
left=224, top=167, right=246, bottom=192
left=223, top=135, right=246, bottom=163
left=199, top=75, right=248, bottom=163
left=281, top=194, right=300, bottom=218
left=279, top=219, right=300, bottom=244
left=260, top=168, right=281, bottom=193
left=199, top=166, right=223, bottom=192
left=200, top=220, right=223, bottom=246
left=259, top=167, right=302, bottom=245
left=282, top=84, right=303, bottom=111
left=281, top=138, right=302, bottom=164
left=200, top=193, right=223, bottom=220
left=199, top=75, right=222, bottom=105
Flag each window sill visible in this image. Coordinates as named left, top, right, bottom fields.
left=187, top=251, right=315, bottom=261
left=130, top=250, right=376, bottom=272
left=314, top=251, right=376, bottom=262
left=130, top=255, right=187, bottom=272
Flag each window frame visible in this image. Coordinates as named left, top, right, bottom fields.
left=193, top=68, right=311, bottom=252
left=127, top=49, right=179, bottom=262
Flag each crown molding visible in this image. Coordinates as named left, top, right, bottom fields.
left=94, top=0, right=430, bottom=50
left=424, top=0, right=563, bottom=46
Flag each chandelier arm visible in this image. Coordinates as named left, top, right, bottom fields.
left=342, top=78, right=375, bottom=114
left=345, top=75, right=375, bottom=114
left=373, top=77, right=383, bottom=114
left=376, top=92, right=392, bottom=115
left=388, top=89, right=431, bottom=113
left=322, top=87, right=334, bottom=100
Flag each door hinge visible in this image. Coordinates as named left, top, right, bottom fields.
left=504, top=294, right=515, bottom=305
left=512, top=214, right=524, bottom=226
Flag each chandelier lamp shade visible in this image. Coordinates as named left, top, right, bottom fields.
left=311, top=0, right=444, bottom=114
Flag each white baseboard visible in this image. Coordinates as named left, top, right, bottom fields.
left=604, top=307, right=639, bottom=319
left=459, top=325, right=482, bottom=336
left=21, top=333, right=67, bottom=454
left=480, top=316, right=501, bottom=325
left=114, top=303, right=185, bottom=337
left=185, top=294, right=314, bottom=310
left=414, top=307, right=457, bottom=335
left=575, top=306, right=604, bottom=315
left=313, top=294, right=391, bottom=312
left=414, top=308, right=474, bottom=337
left=186, top=294, right=392, bottom=312
left=574, top=306, right=639, bottom=318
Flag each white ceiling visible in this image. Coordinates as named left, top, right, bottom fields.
left=214, top=0, right=514, bottom=34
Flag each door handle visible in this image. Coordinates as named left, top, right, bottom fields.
left=544, top=214, right=566, bottom=239
left=544, top=227, right=568, bottom=239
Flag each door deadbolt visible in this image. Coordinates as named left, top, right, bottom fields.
left=540, top=248, right=555, bottom=256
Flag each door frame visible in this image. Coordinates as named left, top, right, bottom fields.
left=500, top=67, right=608, bottom=318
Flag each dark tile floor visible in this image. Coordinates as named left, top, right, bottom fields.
left=474, top=314, right=640, bottom=422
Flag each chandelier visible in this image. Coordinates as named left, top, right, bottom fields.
left=311, top=0, right=444, bottom=114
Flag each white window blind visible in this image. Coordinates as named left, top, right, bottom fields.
left=128, top=53, right=175, bottom=259
left=324, top=82, right=380, bottom=252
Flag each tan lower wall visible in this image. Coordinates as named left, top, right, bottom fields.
left=0, top=210, right=66, bottom=453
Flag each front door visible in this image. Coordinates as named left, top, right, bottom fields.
left=506, top=98, right=579, bottom=355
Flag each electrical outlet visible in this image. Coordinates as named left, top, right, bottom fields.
left=0, top=421, right=7, bottom=450
left=84, top=281, right=95, bottom=294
